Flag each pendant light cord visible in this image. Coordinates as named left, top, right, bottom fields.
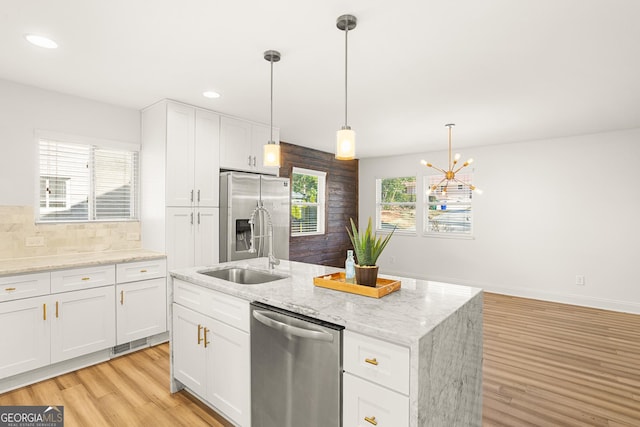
left=270, top=56, right=274, bottom=144
left=344, top=17, right=349, bottom=127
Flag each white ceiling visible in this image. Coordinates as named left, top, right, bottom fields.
left=2, top=0, right=639, bottom=158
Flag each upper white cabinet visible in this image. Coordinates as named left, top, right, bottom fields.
left=166, top=103, right=220, bottom=207
left=219, top=116, right=279, bottom=174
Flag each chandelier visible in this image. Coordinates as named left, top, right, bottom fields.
left=421, top=124, right=482, bottom=196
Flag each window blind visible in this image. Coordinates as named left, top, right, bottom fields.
left=424, top=174, right=473, bottom=235
left=38, top=138, right=138, bottom=222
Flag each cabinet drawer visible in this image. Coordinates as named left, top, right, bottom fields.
left=51, top=265, right=115, bottom=293
left=173, top=279, right=249, bottom=332
left=344, top=330, right=410, bottom=395
left=343, top=372, right=409, bottom=427
left=0, top=272, right=50, bottom=302
left=116, top=258, right=166, bottom=284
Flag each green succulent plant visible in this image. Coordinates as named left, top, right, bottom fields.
left=346, top=217, right=396, bottom=266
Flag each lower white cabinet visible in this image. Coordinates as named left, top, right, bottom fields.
left=343, top=373, right=409, bottom=427
left=343, top=331, right=410, bottom=427
left=0, top=286, right=116, bottom=378
left=51, top=286, right=116, bottom=364
left=116, top=277, right=166, bottom=345
left=0, top=295, right=50, bottom=378
left=172, top=286, right=250, bottom=427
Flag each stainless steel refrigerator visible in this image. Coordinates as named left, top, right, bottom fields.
left=219, top=172, right=290, bottom=262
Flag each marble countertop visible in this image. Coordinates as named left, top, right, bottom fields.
left=170, top=258, right=482, bottom=346
left=0, top=249, right=166, bottom=276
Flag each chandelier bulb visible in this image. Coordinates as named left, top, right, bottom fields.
left=454, top=153, right=461, bottom=161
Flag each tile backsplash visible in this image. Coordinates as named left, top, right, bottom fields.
left=0, top=206, right=141, bottom=259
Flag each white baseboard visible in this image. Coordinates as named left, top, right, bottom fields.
left=380, top=269, right=640, bottom=315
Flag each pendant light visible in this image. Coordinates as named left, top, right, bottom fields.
left=335, top=14, right=357, bottom=160
left=263, top=50, right=281, bottom=167
left=421, top=124, right=482, bottom=195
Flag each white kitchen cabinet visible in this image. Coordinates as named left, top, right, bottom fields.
left=172, top=303, right=208, bottom=397
left=0, top=295, right=50, bottom=378
left=208, top=316, right=250, bottom=427
left=0, top=272, right=50, bottom=302
left=172, top=280, right=250, bottom=426
left=116, top=277, right=167, bottom=345
left=343, top=330, right=410, bottom=427
left=343, top=372, right=409, bottom=427
left=167, top=207, right=219, bottom=270
left=166, top=103, right=220, bottom=207
left=141, top=100, right=221, bottom=273
left=219, top=116, right=279, bottom=174
left=50, top=286, right=116, bottom=364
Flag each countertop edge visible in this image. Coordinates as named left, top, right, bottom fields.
left=0, top=249, right=166, bottom=276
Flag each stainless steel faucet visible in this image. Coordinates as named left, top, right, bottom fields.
left=248, top=204, right=280, bottom=270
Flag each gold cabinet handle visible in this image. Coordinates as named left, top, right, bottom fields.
left=55, top=301, right=59, bottom=318
left=365, top=358, right=379, bottom=366
left=43, top=303, right=47, bottom=320
left=364, top=416, right=378, bottom=425
left=81, top=277, right=90, bottom=281
left=120, top=290, right=124, bottom=305
left=197, top=324, right=203, bottom=345
left=204, top=327, right=210, bottom=348
left=5, top=287, right=16, bottom=291
left=140, top=269, right=148, bottom=273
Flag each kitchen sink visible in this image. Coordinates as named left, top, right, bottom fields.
left=198, top=267, right=288, bottom=285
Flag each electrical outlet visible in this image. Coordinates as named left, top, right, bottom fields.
left=127, top=232, right=140, bottom=241
left=25, top=236, right=45, bottom=247
left=575, top=275, right=585, bottom=286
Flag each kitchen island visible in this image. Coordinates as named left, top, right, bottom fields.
left=170, top=258, right=482, bottom=427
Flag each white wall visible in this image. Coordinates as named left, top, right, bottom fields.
left=0, top=79, right=140, bottom=206
left=359, top=128, right=640, bottom=313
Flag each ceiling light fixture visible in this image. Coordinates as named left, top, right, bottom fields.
left=202, top=91, right=220, bottom=99
left=421, top=124, right=482, bottom=196
left=263, top=50, right=281, bottom=167
left=335, top=14, right=357, bottom=160
left=25, top=34, right=58, bottom=49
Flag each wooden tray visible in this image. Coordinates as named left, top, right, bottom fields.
left=313, top=272, right=401, bottom=298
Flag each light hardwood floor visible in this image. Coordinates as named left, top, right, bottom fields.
left=483, top=292, right=640, bottom=426
left=1, top=292, right=639, bottom=426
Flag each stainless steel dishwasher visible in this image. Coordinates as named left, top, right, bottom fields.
left=250, top=302, right=343, bottom=427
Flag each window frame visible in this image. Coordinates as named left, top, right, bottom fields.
left=35, top=130, right=140, bottom=224
left=375, top=175, right=417, bottom=235
left=423, top=173, right=475, bottom=239
left=290, top=167, right=326, bottom=237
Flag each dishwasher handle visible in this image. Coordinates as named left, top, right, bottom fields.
left=253, top=310, right=334, bottom=342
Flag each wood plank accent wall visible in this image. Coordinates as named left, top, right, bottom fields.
left=279, top=142, right=358, bottom=268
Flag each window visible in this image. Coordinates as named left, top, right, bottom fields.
left=38, top=135, right=139, bottom=222
left=376, top=176, right=416, bottom=232
left=291, top=167, right=326, bottom=235
left=424, top=174, right=473, bottom=236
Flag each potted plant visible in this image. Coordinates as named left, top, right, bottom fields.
left=346, top=217, right=396, bottom=287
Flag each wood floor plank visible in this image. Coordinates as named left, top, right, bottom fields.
left=1, top=291, right=639, bottom=426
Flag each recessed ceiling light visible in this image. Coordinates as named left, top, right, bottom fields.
left=202, top=91, right=221, bottom=99
left=25, top=34, right=58, bottom=49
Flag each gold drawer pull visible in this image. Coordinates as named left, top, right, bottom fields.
left=364, top=416, right=378, bottom=425
left=81, top=277, right=90, bottom=281
left=365, top=357, right=379, bottom=366
left=197, top=324, right=203, bottom=345
left=120, top=290, right=124, bottom=305
left=140, top=269, right=148, bottom=273
left=204, top=327, right=210, bottom=348
left=56, top=301, right=59, bottom=318
left=5, top=287, right=16, bottom=292
left=43, top=303, right=47, bottom=320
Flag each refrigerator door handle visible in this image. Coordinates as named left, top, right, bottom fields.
left=252, top=310, right=334, bottom=342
